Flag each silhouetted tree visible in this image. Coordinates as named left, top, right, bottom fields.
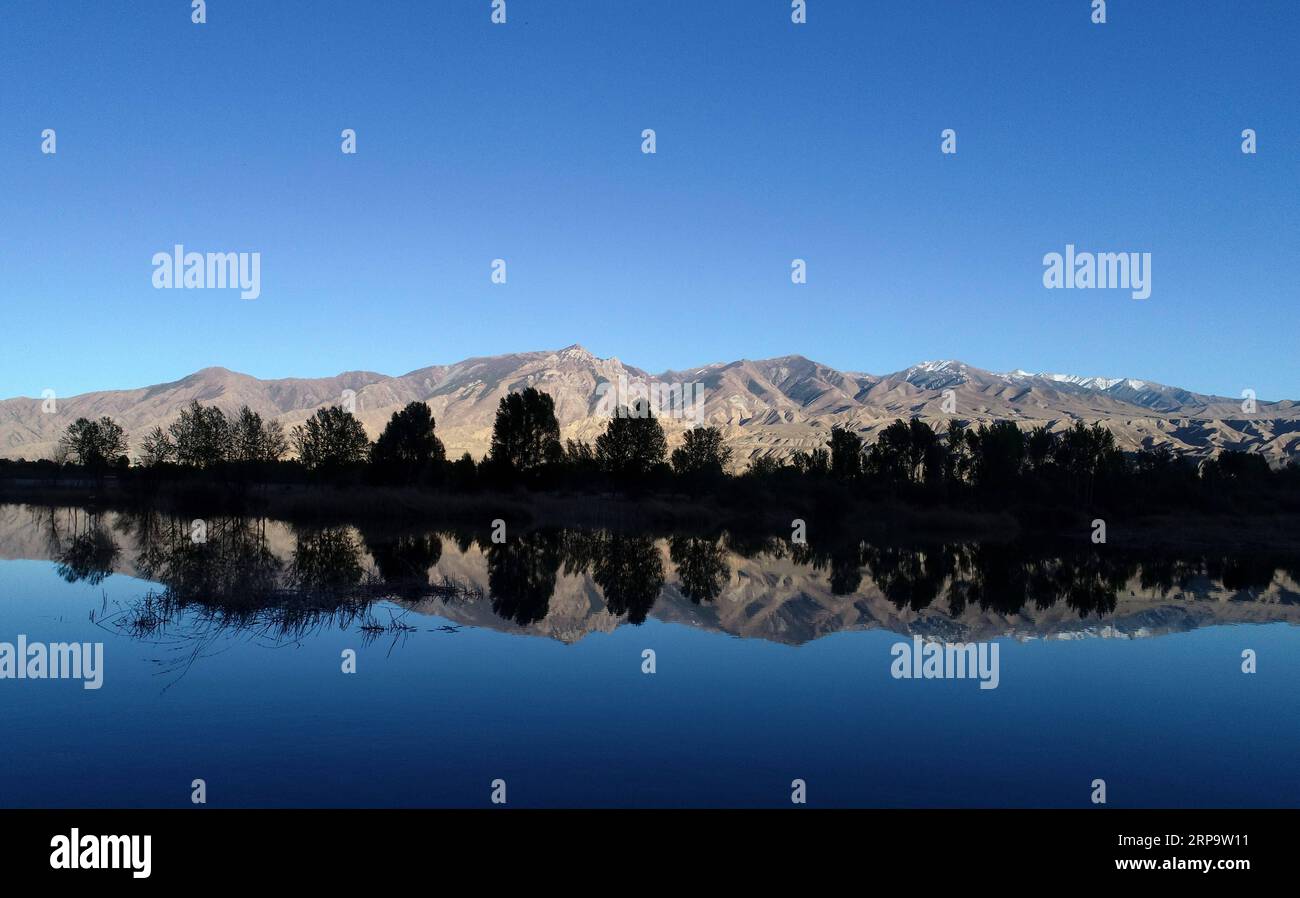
left=231, top=406, right=288, bottom=464
left=370, top=401, right=446, bottom=483
left=563, top=439, right=598, bottom=476
left=829, top=426, right=863, bottom=478
left=170, top=401, right=231, bottom=468
left=1135, top=442, right=1175, bottom=474
left=790, top=447, right=830, bottom=475
left=57, top=417, right=128, bottom=471
left=670, top=426, right=732, bottom=480
left=448, top=452, right=478, bottom=491
left=867, top=420, right=912, bottom=484
left=906, top=419, right=939, bottom=483
left=943, top=420, right=973, bottom=483
left=1054, top=420, right=1124, bottom=502
left=489, top=388, right=562, bottom=474
left=595, top=400, right=668, bottom=481
left=1210, top=450, right=1271, bottom=485
left=866, top=419, right=944, bottom=486
left=138, top=426, right=176, bottom=467
left=292, top=406, right=371, bottom=472
left=745, top=455, right=785, bottom=478
left=970, top=421, right=1026, bottom=491
left=1026, top=425, right=1056, bottom=472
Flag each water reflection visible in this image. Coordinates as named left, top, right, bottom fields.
left=487, top=530, right=560, bottom=625
left=56, top=522, right=120, bottom=586
left=289, top=526, right=364, bottom=596
left=363, top=528, right=443, bottom=598
left=669, top=536, right=729, bottom=604
left=10, top=505, right=1300, bottom=649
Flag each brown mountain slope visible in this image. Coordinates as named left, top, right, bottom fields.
left=1, top=346, right=1297, bottom=465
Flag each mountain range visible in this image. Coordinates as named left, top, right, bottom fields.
left=2, top=344, right=1298, bottom=465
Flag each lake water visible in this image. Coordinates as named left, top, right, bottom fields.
left=1, top=503, right=1298, bottom=808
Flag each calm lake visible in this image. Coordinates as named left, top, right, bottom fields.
left=1, top=503, right=1298, bottom=808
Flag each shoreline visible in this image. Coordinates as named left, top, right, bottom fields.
left=3, top=479, right=1299, bottom=553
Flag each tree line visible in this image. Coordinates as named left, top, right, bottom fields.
left=44, top=390, right=734, bottom=487
left=27, top=388, right=1300, bottom=514
left=57, top=508, right=1299, bottom=640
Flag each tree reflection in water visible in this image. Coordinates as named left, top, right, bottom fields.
left=55, top=515, right=120, bottom=586
left=487, top=529, right=562, bottom=625
left=669, top=535, right=729, bottom=604
left=25, top=508, right=1299, bottom=662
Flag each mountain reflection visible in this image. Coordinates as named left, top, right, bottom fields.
left=15, top=505, right=1300, bottom=647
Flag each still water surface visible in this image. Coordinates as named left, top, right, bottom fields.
left=1, top=504, right=1297, bottom=807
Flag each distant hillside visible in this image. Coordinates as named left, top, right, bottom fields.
left=2, top=345, right=1298, bottom=465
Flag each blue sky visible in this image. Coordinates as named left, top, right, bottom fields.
left=1, top=0, right=1297, bottom=399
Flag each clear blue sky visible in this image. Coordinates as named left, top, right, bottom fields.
left=1, top=1, right=1297, bottom=399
